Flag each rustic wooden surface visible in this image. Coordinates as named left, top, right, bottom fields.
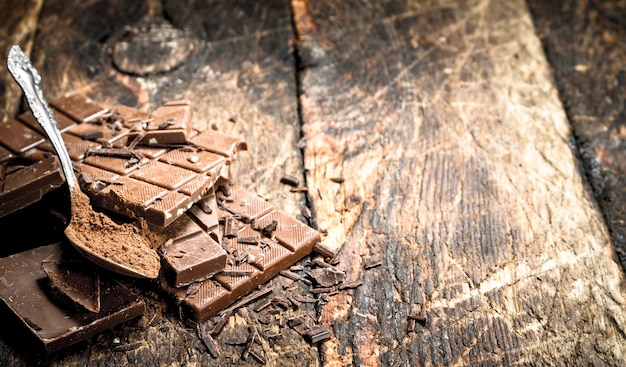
left=527, top=0, right=626, bottom=272
left=0, top=0, right=625, bottom=366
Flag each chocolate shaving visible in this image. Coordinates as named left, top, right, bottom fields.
left=310, top=287, right=335, bottom=294
left=271, top=297, right=290, bottom=310
left=287, top=315, right=306, bottom=328
left=289, top=186, right=309, bottom=193
left=224, top=337, right=247, bottom=345
left=329, top=177, right=345, bottom=184
left=237, top=236, right=260, bottom=245
left=197, top=323, right=220, bottom=358
left=408, top=313, right=427, bottom=326
left=241, top=326, right=259, bottom=360
left=261, top=220, right=278, bottom=237
left=253, top=299, right=272, bottom=312
left=407, top=318, right=416, bottom=333
left=339, top=280, right=363, bottom=290
left=302, top=326, right=332, bottom=343
left=250, top=349, right=266, bottom=365
left=211, top=311, right=231, bottom=336
left=364, top=257, right=383, bottom=269
left=223, top=217, right=239, bottom=238
left=279, top=175, right=300, bottom=187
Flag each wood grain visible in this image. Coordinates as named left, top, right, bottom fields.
left=1, top=0, right=626, bottom=366
left=294, top=0, right=626, bottom=365
left=528, top=0, right=626, bottom=272
left=0, top=0, right=43, bottom=121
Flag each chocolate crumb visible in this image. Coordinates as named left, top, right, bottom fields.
left=289, top=186, right=309, bottom=193
left=279, top=175, right=300, bottom=187
left=364, top=257, right=383, bottom=269
left=407, top=318, right=416, bottom=333
left=408, top=313, right=427, bottom=326
left=307, top=267, right=346, bottom=287
left=250, top=349, right=266, bottom=365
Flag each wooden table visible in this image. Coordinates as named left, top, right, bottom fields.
left=1, top=0, right=625, bottom=365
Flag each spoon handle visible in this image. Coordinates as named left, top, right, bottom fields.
left=6, top=45, right=76, bottom=190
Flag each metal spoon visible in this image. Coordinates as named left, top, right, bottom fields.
left=7, top=45, right=158, bottom=278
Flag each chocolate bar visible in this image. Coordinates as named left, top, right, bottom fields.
left=0, top=93, right=247, bottom=226
left=0, top=243, right=144, bottom=354
left=161, top=184, right=320, bottom=322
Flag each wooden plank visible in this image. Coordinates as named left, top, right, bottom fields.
left=294, top=0, right=626, bottom=365
left=0, top=1, right=318, bottom=366
left=527, top=0, right=626, bottom=270
left=0, top=0, right=43, bottom=121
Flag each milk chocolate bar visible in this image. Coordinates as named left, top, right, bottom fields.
left=0, top=243, right=145, bottom=354
left=0, top=93, right=247, bottom=226
left=162, top=184, right=320, bottom=322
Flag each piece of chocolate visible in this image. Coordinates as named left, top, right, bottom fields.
left=0, top=155, right=65, bottom=218
left=0, top=92, right=247, bottom=226
left=302, top=326, right=332, bottom=343
left=161, top=185, right=320, bottom=322
left=129, top=100, right=193, bottom=145
left=160, top=214, right=227, bottom=287
left=42, top=260, right=101, bottom=313
left=0, top=243, right=145, bottom=354
left=307, top=267, right=346, bottom=287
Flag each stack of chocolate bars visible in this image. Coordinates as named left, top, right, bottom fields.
left=0, top=93, right=320, bottom=353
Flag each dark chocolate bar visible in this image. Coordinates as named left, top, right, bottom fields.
left=161, top=184, right=320, bottom=322
left=0, top=93, right=247, bottom=226
left=0, top=243, right=144, bottom=354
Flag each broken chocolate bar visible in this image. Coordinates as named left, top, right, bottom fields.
left=0, top=92, right=247, bottom=226
left=0, top=243, right=144, bottom=354
left=161, top=184, right=320, bottom=322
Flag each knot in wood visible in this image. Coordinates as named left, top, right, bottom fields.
left=111, top=18, right=196, bottom=76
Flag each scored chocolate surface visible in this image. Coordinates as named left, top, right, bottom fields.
left=159, top=209, right=228, bottom=288
left=0, top=93, right=247, bottom=226
left=0, top=243, right=144, bottom=354
left=161, top=184, right=320, bottom=322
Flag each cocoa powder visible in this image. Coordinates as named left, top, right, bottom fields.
left=64, top=187, right=160, bottom=278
